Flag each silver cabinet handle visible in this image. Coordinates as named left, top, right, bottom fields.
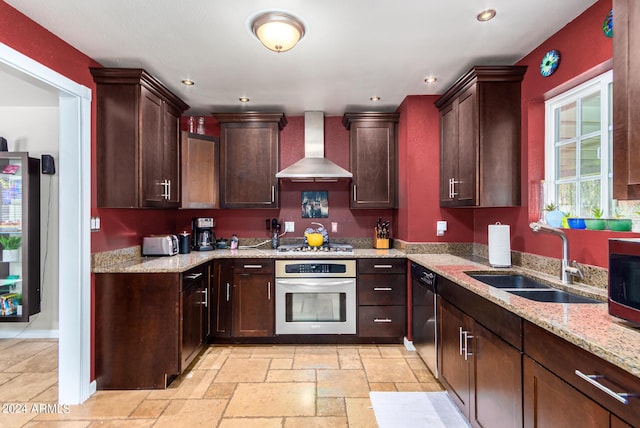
left=373, top=287, right=393, bottom=291
left=167, top=179, right=171, bottom=200
left=243, top=264, right=263, bottom=269
left=373, top=264, right=393, bottom=269
left=353, top=185, right=357, bottom=201
left=459, top=326, right=464, bottom=356
left=451, top=178, right=459, bottom=198
left=184, top=272, right=203, bottom=280
left=374, top=318, right=392, bottom=323
left=268, top=281, right=271, bottom=300
left=575, top=370, right=632, bottom=404
left=462, top=331, right=474, bottom=361
left=226, top=282, right=230, bottom=302
left=449, top=178, right=454, bottom=199
left=199, top=289, right=208, bottom=307
left=271, top=185, right=275, bottom=203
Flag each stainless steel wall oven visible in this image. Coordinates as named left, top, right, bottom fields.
left=275, top=260, right=356, bottom=335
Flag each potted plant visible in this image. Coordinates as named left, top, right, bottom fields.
left=0, top=234, right=21, bottom=262
left=585, top=208, right=607, bottom=230
left=608, top=208, right=633, bottom=232
left=566, top=215, right=586, bottom=229
left=544, top=202, right=564, bottom=228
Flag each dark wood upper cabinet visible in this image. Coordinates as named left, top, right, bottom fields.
left=212, top=112, right=286, bottom=209
left=90, top=68, right=189, bottom=208
left=435, top=66, right=526, bottom=208
left=180, top=132, right=220, bottom=209
left=343, top=112, right=400, bottom=209
left=613, top=0, right=640, bottom=200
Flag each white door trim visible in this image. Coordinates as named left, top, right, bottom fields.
left=0, top=41, right=94, bottom=405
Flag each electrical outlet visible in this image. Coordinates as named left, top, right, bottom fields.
left=284, top=221, right=295, bottom=232
left=331, top=222, right=338, bottom=233
left=90, top=216, right=101, bottom=231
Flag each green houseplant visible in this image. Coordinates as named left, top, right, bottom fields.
left=585, top=207, right=606, bottom=230
left=0, top=234, right=21, bottom=262
left=608, top=208, right=632, bottom=232
left=544, top=202, right=564, bottom=228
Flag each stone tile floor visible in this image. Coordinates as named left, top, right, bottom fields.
left=0, top=339, right=442, bottom=427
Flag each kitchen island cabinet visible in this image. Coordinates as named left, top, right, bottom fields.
left=613, top=0, right=640, bottom=200
left=212, top=112, right=286, bottom=209
left=342, top=112, right=400, bottom=209
left=95, top=263, right=209, bottom=389
left=438, top=276, right=523, bottom=428
left=91, top=68, right=189, bottom=208
left=435, top=66, right=526, bottom=207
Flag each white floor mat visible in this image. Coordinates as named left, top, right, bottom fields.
left=369, top=391, right=470, bottom=428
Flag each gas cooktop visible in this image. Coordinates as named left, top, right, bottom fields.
left=277, top=243, right=353, bottom=253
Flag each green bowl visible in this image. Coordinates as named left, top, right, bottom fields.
left=607, top=218, right=632, bottom=232
left=585, top=219, right=606, bottom=230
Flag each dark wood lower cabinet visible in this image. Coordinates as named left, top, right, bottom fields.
left=524, top=355, right=609, bottom=428
left=438, top=296, right=522, bottom=428
left=212, top=259, right=233, bottom=338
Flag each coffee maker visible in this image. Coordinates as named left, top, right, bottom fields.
left=192, top=217, right=215, bottom=251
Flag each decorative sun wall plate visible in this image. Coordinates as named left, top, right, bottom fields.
left=540, top=50, right=560, bottom=77
left=603, top=9, right=613, bottom=38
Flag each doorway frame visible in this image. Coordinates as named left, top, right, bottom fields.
left=0, top=42, right=94, bottom=404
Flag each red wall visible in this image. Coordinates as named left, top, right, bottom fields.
left=474, top=0, right=639, bottom=268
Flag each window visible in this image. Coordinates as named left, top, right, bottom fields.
left=545, top=70, right=613, bottom=217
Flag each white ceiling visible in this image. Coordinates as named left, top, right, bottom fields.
left=4, top=0, right=599, bottom=115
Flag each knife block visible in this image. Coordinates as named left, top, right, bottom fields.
left=373, top=235, right=389, bottom=249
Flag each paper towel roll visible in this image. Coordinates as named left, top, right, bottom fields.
left=488, top=223, right=511, bottom=267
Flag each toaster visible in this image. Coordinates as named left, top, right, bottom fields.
left=142, top=235, right=179, bottom=256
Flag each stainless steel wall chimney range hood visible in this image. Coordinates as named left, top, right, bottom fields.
left=276, top=111, right=352, bottom=182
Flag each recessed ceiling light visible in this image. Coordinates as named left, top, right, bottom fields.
left=239, top=97, right=250, bottom=103
left=424, top=77, right=437, bottom=84
left=181, top=79, right=195, bottom=86
left=477, top=9, right=496, bottom=22
left=370, top=96, right=381, bottom=102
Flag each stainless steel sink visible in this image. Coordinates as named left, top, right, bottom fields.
left=506, top=289, right=601, bottom=304
left=466, top=272, right=601, bottom=304
left=467, top=273, right=551, bottom=289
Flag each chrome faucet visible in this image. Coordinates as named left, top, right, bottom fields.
left=529, top=222, right=584, bottom=284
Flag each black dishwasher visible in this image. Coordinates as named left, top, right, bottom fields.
left=411, top=262, right=438, bottom=378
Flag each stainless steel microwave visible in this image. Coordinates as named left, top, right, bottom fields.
left=609, top=238, right=640, bottom=324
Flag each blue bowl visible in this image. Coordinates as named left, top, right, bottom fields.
left=567, top=218, right=586, bottom=229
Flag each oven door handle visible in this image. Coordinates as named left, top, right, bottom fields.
left=276, top=279, right=354, bottom=287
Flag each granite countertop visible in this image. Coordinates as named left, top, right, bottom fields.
left=408, top=254, right=640, bottom=379
left=92, top=247, right=407, bottom=273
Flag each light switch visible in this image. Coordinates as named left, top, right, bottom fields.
left=284, top=221, right=295, bottom=232
left=436, top=220, right=447, bottom=236
left=331, top=222, right=338, bottom=233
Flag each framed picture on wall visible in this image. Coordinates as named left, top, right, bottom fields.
left=301, top=191, right=328, bottom=218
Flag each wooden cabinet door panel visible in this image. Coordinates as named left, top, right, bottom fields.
left=181, top=132, right=219, bottom=209
left=162, top=102, right=181, bottom=206
left=613, top=0, right=640, bottom=199
left=523, top=356, right=609, bottom=428
left=232, top=273, right=274, bottom=337
left=471, top=321, right=522, bottom=428
left=220, top=123, right=278, bottom=208
left=456, top=87, right=477, bottom=206
left=181, top=277, right=203, bottom=370
left=140, top=86, right=165, bottom=207
left=440, top=103, right=458, bottom=204
left=212, top=260, right=233, bottom=337
left=438, top=298, right=471, bottom=419
left=351, top=126, right=394, bottom=207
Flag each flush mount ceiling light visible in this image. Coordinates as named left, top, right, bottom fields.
left=181, top=79, right=195, bottom=86
left=251, top=12, right=306, bottom=53
left=477, top=9, right=497, bottom=22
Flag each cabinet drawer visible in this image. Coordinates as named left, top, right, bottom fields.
left=358, top=306, right=406, bottom=337
left=182, top=264, right=207, bottom=291
left=233, top=259, right=274, bottom=274
left=358, top=258, right=406, bottom=274
left=358, top=274, right=406, bottom=305
left=524, top=321, right=640, bottom=426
